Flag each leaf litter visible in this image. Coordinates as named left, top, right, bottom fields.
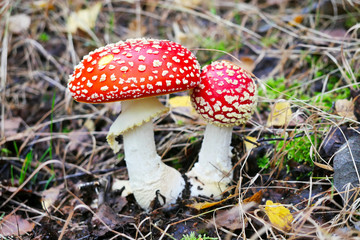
left=0, top=0, right=360, bottom=239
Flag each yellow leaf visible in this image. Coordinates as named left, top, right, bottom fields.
left=244, top=136, right=258, bottom=152
left=264, top=200, right=294, bottom=231
left=67, top=2, right=102, bottom=33
left=31, top=0, right=55, bottom=10
left=169, top=95, right=199, bottom=124
left=169, top=96, right=192, bottom=108
left=267, top=101, right=292, bottom=127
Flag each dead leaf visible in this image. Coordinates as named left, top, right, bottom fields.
left=264, top=200, right=294, bottom=231
left=0, top=214, right=35, bottom=236
left=92, top=203, right=134, bottom=236
left=9, top=14, right=31, bottom=34
left=335, top=99, right=356, bottom=120
left=67, top=2, right=102, bottom=33
left=84, top=119, right=95, bottom=132
left=267, top=101, right=293, bottom=127
left=239, top=56, right=256, bottom=73
left=41, top=183, right=64, bottom=211
left=289, top=15, right=303, bottom=26
left=313, top=161, right=333, bottom=171
left=244, top=136, right=258, bottom=152
left=243, top=190, right=263, bottom=204
left=2, top=117, right=22, bottom=137
left=169, top=95, right=200, bottom=124
left=187, top=195, right=232, bottom=210
left=214, top=205, right=246, bottom=230
left=31, top=0, right=55, bottom=10
left=351, top=90, right=360, bottom=121
left=68, top=128, right=91, bottom=152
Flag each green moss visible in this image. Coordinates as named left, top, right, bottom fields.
left=181, top=232, right=218, bottom=240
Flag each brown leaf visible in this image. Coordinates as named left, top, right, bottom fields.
left=335, top=99, right=356, bottom=120
left=214, top=203, right=255, bottom=230
left=186, top=195, right=232, bottom=210
left=2, top=117, right=22, bottom=137
left=243, top=190, right=263, bottom=204
left=92, top=203, right=133, bottom=236
left=313, top=161, right=333, bottom=171
left=239, top=56, right=256, bottom=73
left=68, top=128, right=91, bottom=152
left=0, top=214, right=35, bottom=236
left=41, top=183, right=64, bottom=211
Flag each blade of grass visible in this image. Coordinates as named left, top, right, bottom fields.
left=18, top=149, right=33, bottom=185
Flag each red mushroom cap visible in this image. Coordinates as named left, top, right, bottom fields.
left=68, top=38, right=201, bottom=103
left=191, top=60, right=257, bottom=127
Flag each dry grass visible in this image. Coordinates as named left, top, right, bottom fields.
left=0, top=0, right=360, bottom=239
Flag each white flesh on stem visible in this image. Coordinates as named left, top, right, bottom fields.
left=186, top=123, right=233, bottom=199
left=106, top=96, right=184, bottom=210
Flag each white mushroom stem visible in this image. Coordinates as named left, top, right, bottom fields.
left=107, top=97, right=185, bottom=210
left=123, top=121, right=185, bottom=209
left=186, top=123, right=233, bottom=199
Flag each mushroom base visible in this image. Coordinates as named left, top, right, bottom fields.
left=186, top=124, right=233, bottom=199
left=123, top=121, right=185, bottom=210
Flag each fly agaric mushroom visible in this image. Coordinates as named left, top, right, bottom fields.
left=68, top=38, right=201, bottom=210
left=186, top=60, right=257, bottom=198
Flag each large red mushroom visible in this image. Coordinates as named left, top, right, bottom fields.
left=187, top=60, right=257, bottom=198
left=68, top=38, right=201, bottom=209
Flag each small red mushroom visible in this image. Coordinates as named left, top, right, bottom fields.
left=187, top=60, right=257, bottom=198
left=68, top=38, right=201, bottom=210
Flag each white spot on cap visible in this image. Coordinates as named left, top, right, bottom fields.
left=109, top=65, right=116, bottom=70
left=87, top=81, right=93, bottom=87
left=162, top=70, right=169, bottom=76
left=100, top=85, right=109, bottom=92
left=172, top=56, right=180, bottom=62
left=120, top=66, right=129, bottom=72
left=138, top=55, right=146, bottom=61
left=138, top=65, right=146, bottom=72
left=92, top=75, right=98, bottom=81
left=91, top=93, right=99, bottom=99
left=100, top=74, right=106, bottom=82
left=110, top=74, right=116, bottom=81
left=153, top=60, right=162, bottom=67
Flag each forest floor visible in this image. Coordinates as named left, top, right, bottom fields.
left=1, top=0, right=360, bottom=239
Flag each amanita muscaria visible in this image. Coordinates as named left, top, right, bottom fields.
left=68, top=38, right=201, bottom=210
left=187, top=60, right=257, bottom=198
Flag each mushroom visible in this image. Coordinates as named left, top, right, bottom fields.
left=68, top=38, right=201, bottom=210
left=186, top=60, right=257, bottom=198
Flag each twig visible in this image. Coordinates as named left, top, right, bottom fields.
left=38, top=166, right=125, bottom=185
